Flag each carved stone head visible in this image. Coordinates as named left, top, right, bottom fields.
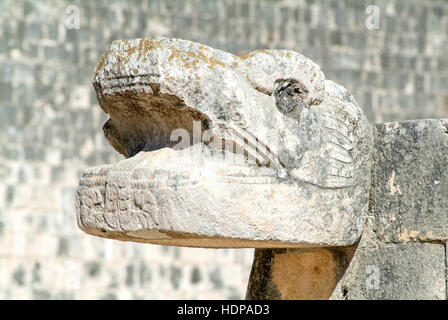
left=76, top=38, right=373, bottom=248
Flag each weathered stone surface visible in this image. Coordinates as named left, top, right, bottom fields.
left=372, top=119, right=448, bottom=242
left=76, top=38, right=373, bottom=248
left=330, top=243, right=446, bottom=300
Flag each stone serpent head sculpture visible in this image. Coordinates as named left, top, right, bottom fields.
left=76, top=38, right=373, bottom=248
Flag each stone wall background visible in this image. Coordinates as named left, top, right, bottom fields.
left=0, top=0, right=447, bottom=299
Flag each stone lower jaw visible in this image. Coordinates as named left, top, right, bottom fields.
left=76, top=144, right=363, bottom=248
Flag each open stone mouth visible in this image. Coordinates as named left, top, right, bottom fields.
left=98, top=81, right=282, bottom=175
left=101, top=83, right=213, bottom=158
left=76, top=38, right=373, bottom=248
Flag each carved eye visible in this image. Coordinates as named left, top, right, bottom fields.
left=274, top=79, right=309, bottom=115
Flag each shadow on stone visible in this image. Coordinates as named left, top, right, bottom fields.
left=245, top=245, right=357, bottom=300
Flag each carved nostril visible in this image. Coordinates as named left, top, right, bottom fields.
left=274, top=79, right=309, bottom=115
left=275, top=87, right=300, bottom=113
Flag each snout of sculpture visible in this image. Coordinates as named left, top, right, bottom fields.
left=76, top=38, right=373, bottom=248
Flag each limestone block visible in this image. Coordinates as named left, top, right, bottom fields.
left=76, top=38, right=373, bottom=248
left=330, top=243, right=446, bottom=300
left=373, top=119, right=448, bottom=242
